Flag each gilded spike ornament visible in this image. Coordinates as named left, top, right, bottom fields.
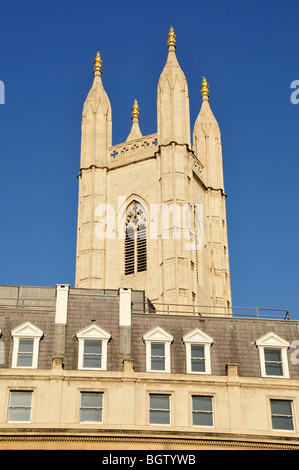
left=167, top=26, right=176, bottom=47
left=131, top=99, right=140, bottom=119
left=201, top=77, right=209, bottom=97
left=93, top=51, right=102, bottom=73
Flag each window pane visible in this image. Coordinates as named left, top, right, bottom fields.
left=19, top=339, right=34, bottom=353
left=192, top=396, right=213, bottom=426
left=80, top=408, right=102, bottom=422
left=272, top=415, right=294, bottom=430
left=8, top=407, right=31, bottom=422
left=149, top=395, right=170, bottom=424
left=193, top=411, right=213, bottom=426
left=264, top=348, right=283, bottom=376
left=270, top=399, right=294, bottom=430
left=17, top=339, right=34, bottom=367
left=191, top=345, right=205, bottom=372
left=84, top=340, right=102, bottom=354
left=10, top=391, right=32, bottom=407
left=150, top=395, right=169, bottom=410
left=265, top=348, right=281, bottom=362
left=17, top=353, right=33, bottom=367
left=191, top=345, right=204, bottom=358
left=151, top=343, right=164, bottom=356
left=271, top=399, right=292, bottom=416
left=151, top=357, right=165, bottom=370
left=191, top=358, right=205, bottom=372
left=265, top=362, right=283, bottom=376
left=80, top=392, right=103, bottom=423
left=193, top=396, right=213, bottom=412
left=150, top=409, right=170, bottom=424
left=83, top=355, right=102, bottom=368
left=151, top=343, right=165, bottom=370
left=81, top=393, right=103, bottom=408
left=8, top=391, right=32, bottom=422
left=83, top=340, right=102, bottom=368
left=149, top=394, right=170, bottom=424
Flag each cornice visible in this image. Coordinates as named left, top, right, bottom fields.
left=0, top=429, right=298, bottom=450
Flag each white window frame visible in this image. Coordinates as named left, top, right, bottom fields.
left=149, top=393, right=171, bottom=426
left=256, top=332, right=290, bottom=378
left=76, top=323, right=111, bottom=371
left=79, top=391, right=104, bottom=424
left=270, top=398, right=295, bottom=431
left=183, top=328, right=213, bottom=374
left=143, top=327, right=173, bottom=373
left=192, top=395, right=214, bottom=427
left=11, top=322, right=43, bottom=369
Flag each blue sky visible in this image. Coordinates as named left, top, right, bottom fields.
left=0, top=0, right=298, bottom=319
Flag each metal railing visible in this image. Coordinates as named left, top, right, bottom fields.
left=0, top=297, right=56, bottom=311
left=132, top=301, right=290, bottom=320
left=0, top=294, right=290, bottom=320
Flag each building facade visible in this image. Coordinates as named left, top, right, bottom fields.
left=0, top=28, right=298, bottom=450
left=0, top=285, right=298, bottom=450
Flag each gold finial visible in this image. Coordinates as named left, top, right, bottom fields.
left=201, top=77, right=209, bottom=97
left=131, top=99, right=140, bottom=119
left=167, top=26, right=176, bottom=48
left=93, top=51, right=102, bottom=73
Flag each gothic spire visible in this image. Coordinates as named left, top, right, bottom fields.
left=80, top=51, right=112, bottom=168
left=193, top=76, right=223, bottom=190
left=157, top=27, right=190, bottom=146
left=126, top=99, right=142, bottom=141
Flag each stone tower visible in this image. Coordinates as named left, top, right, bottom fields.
left=75, top=28, right=231, bottom=313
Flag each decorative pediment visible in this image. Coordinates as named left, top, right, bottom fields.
left=11, top=322, right=43, bottom=338
left=183, top=328, right=213, bottom=345
left=76, top=323, right=111, bottom=341
left=255, top=332, right=290, bottom=349
left=143, top=326, right=173, bottom=343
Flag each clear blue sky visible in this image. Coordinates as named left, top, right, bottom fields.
left=0, top=0, right=298, bottom=319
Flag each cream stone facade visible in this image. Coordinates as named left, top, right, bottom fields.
left=0, top=364, right=299, bottom=450
left=0, top=285, right=298, bottom=450
left=75, top=28, right=231, bottom=311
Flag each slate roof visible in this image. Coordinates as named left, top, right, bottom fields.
left=0, top=286, right=298, bottom=379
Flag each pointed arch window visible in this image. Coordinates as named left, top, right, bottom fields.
left=125, top=201, right=147, bottom=275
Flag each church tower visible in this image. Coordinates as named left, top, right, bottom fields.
left=75, top=28, right=231, bottom=313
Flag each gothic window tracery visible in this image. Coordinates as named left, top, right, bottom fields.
left=125, top=201, right=147, bottom=275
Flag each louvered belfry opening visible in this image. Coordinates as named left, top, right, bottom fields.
left=125, top=202, right=147, bottom=275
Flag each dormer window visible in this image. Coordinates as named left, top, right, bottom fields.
left=256, top=332, right=290, bottom=378
left=76, top=324, right=111, bottom=371
left=183, top=328, right=213, bottom=374
left=143, top=327, right=173, bottom=373
left=11, top=322, right=43, bottom=369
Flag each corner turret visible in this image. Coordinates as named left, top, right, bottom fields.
left=193, top=77, right=224, bottom=190
left=126, top=99, right=143, bottom=141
